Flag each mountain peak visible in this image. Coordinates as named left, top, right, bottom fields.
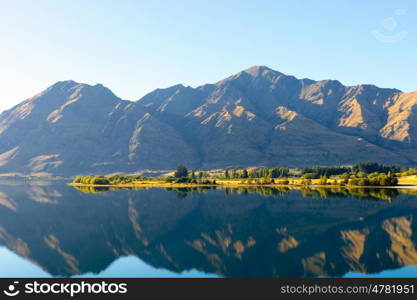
left=243, top=65, right=282, bottom=77
left=216, top=66, right=284, bottom=86
left=49, top=80, right=79, bottom=89
left=45, top=81, right=118, bottom=97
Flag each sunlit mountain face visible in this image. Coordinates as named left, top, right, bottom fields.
left=1, top=66, right=417, bottom=176
left=1, top=180, right=417, bottom=278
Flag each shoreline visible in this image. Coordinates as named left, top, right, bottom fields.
left=69, top=183, right=417, bottom=189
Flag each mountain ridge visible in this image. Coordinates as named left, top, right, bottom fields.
left=1, top=66, right=417, bottom=175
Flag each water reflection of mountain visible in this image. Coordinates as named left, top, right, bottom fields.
left=1, top=182, right=417, bottom=277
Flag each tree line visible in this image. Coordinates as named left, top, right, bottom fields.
left=72, top=162, right=417, bottom=187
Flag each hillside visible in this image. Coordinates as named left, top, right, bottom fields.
left=1, top=66, right=417, bottom=175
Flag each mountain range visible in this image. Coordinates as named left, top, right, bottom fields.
left=1, top=66, right=417, bottom=176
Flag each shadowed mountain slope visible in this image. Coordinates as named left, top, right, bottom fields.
left=1, top=66, right=416, bottom=175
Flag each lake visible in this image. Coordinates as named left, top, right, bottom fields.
left=1, top=180, right=417, bottom=278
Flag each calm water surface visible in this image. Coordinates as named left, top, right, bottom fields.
left=1, top=180, right=417, bottom=278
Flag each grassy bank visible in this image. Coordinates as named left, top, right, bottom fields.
left=69, top=178, right=414, bottom=189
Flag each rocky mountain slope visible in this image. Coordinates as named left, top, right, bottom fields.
left=1, top=66, right=417, bottom=175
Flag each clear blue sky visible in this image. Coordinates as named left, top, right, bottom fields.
left=1, top=0, right=416, bottom=112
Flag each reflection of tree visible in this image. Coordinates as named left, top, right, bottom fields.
left=298, top=187, right=399, bottom=202
left=222, top=187, right=399, bottom=202
left=174, top=189, right=188, bottom=199
left=347, top=188, right=399, bottom=202
left=73, top=186, right=110, bottom=193
left=163, top=187, right=216, bottom=198
left=74, top=185, right=155, bottom=193
left=72, top=184, right=405, bottom=202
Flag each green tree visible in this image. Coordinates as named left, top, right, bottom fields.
left=248, top=169, right=255, bottom=178
left=242, top=169, right=249, bottom=178
left=174, top=165, right=188, bottom=178
left=318, top=175, right=328, bottom=185
left=81, top=176, right=92, bottom=184
left=90, top=176, right=110, bottom=185
left=188, top=171, right=196, bottom=180
left=73, top=176, right=82, bottom=183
